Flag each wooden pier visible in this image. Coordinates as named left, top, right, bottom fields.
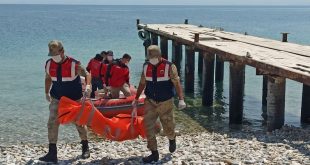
left=136, top=20, right=310, bottom=131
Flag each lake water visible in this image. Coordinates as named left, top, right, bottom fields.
left=0, top=5, right=310, bottom=145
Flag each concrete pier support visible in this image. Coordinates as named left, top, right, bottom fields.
left=202, top=52, right=215, bottom=106
left=185, top=46, right=195, bottom=93
left=142, top=31, right=151, bottom=57
left=151, top=33, right=158, bottom=45
left=229, top=62, right=245, bottom=124
left=172, top=41, right=182, bottom=74
left=160, top=36, right=168, bottom=59
left=215, top=55, right=224, bottom=82
left=198, top=51, right=203, bottom=74
left=301, top=84, right=310, bottom=123
left=262, top=76, right=268, bottom=120
left=267, top=76, right=286, bottom=131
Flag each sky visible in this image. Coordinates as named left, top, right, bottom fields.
left=0, top=0, right=310, bottom=5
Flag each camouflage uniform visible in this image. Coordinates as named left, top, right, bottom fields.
left=46, top=63, right=88, bottom=144
left=110, top=83, right=131, bottom=98
left=139, top=64, right=179, bottom=151
left=48, top=98, right=88, bottom=143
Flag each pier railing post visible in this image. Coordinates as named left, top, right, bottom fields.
left=281, top=32, right=289, bottom=42
left=194, top=33, right=199, bottom=43
left=229, top=62, right=245, bottom=124
left=267, top=76, right=286, bottom=131
left=202, top=52, right=215, bottom=106
left=301, top=84, right=310, bottom=123
left=136, top=19, right=141, bottom=30
left=184, top=19, right=188, bottom=24
left=172, top=41, right=182, bottom=74
left=151, top=32, right=158, bottom=45
left=160, top=36, right=168, bottom=59
left=215, top=55, right=224, bottom=82
left=185, top=46, right=195, bottom=93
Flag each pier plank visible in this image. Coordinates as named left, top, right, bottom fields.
left=138, top=24, right=310, bottom=85
left=161, top=24, right=310, bottom=58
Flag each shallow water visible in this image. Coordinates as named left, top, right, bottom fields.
left=0, top=5, right=309, bottom=145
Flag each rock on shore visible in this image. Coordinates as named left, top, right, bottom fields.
left=1, top=125, right=310, bottom=165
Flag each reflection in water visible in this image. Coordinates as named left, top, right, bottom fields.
left=214, top=81, right=226, bottom=118
left=176, top=73, right=268, bottom=133
left=173, top=48, right=269, bottom=134
left=261, top=106, right=267, bottom=126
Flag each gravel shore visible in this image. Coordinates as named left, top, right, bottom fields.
left=1, top=125, right=310, bottom=165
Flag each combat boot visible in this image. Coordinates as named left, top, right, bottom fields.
left=39, top=143, right=58, bottom=163
left=81, top=140, right=90, bottom=159
left=169, top=138, right=176, bottom=153
left=142, top=150, right=159, bottom=163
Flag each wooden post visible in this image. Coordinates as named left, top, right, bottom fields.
left=262, top=76, right=268, bottom=120
left=229, top=62, right=245, bottom=124
left=160, top=36, right=168, bottom=59
left=281, top=32, right=289, bottom=42
left=194, top=33, right=199, bottom=42
left=184, top=19, right=188, bottom=24
left=267, top=76, right=286, bottom=131
left=172, top=41, right=182, bottom=74
left=185, top=46, right=195, bottom=93
left=202, top=52, right=215, bottom=106
left=301, top=84, right=310, bottom=123
left=136, top=19, right=141, bottom=30
left=198, top=51, right=203, bottom=74
left=151, top=33, right=158, bottom=45
left=215, top=55, right=224, bottom=82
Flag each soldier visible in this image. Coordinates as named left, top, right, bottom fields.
left=40, top=40, right=92, bottom=163
left=133, top=45, right=186, bottom=163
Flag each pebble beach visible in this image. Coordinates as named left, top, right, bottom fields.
left=1, top=4, right=310, bottom=165
left=1, top=125, right=310, bottom=165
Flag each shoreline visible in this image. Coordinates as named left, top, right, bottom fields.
left=1, top=125, right=310, bottom=165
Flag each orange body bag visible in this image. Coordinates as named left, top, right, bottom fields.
left=58, top=96, right=147, bottom=141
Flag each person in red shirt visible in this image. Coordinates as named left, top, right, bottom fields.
left=100, top=62, right=107, bottom=86
left=103, top=50, right=114, bottom=64
left=106, top=54, right=132, bottom=98
left=100, top=51, right=107, bottom=62
left=86, top=54, right=104, bottom=98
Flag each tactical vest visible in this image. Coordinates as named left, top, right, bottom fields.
left=144, top=59, right=175, bottom=102
left=45, top=57, right=82, bottom=100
